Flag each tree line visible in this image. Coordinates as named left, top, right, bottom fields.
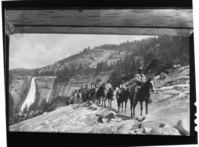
left=9, top=36, right=189, bottom=87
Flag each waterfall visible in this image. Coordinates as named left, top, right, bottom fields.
left=21, top=77, right=36, bottom=112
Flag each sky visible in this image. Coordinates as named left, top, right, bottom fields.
left=9, top=34, right=156, bottom=69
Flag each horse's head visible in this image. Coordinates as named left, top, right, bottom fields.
left=101, top=83, right=106, bottom=89
left=147, top=77, right=156, bottom=92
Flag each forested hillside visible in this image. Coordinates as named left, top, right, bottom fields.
left=9, top=36, right=189, bottom=86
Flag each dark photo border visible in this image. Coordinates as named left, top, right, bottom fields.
left=2, top=0, right=197, bottom=147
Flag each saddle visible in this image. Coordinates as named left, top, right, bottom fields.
left=132, top=83, right=144, bottom=94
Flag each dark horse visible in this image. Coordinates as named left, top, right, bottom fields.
left=116, top=89, right=130, bottom=113
left=82, top=89, right=90, bottom=102
left=88, top=88, right=96, bottom=102
left=95, top=83, right=106, bottom=106
left=129, top=78, right=156, bottom=117
left=104, top=88, right=114, bottom=108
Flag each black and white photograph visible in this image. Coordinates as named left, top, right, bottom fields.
left=8, top=34, right=190, bottom=135
left=2, top=3, right=197, bottom=147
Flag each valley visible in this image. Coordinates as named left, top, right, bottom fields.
left=8, top=36, right=190, bottom=135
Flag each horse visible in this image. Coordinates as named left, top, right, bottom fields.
left=95, top=83, right=106, bottom=106
left=116, top=88, right=130, bottom=113
left=88, top=88, right=96, bottom=102
left=129, top=78, right=156, bottom=118
left=104, top=87, right=114, bottom=108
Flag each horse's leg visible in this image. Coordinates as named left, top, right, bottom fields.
left=145, top=101, right=148, bottom=115
left=111, top=99, right=112, bottom=109
left=140, top=101, right=143, bottom=116
left=104, top=98, right=106, bottom=107
left=109, top=99, right=111, bottom=109
left=117, top=101, right=120, bottom=112
left=125, top=100, right=127, bottom=114
left=133, top=102, right=137, bottom=118
left=130, top=101, right=133, bottom=117
left=107, top=99, right=109, bottom=109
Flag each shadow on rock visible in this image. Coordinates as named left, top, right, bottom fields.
left=117, top=114, right=132, bottom=121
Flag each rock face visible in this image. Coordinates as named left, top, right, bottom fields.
left=9, top=75, right=32, bottom=111
left=47, top=72, right=110, bottom=103
left=16, top=72, right=111, bottom=111
left=116, top=121, right=141, bottom=134
left=141, top=121, right=163, bottom=130
left=160, top=72, right=168, bottom=79
left=176, top=119, right=190, bottom=136
left=151, top=127, right=181, bottom=135
left=34, top=76, right=56, bottom=106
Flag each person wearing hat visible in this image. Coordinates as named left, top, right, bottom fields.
left=135, top=67, right=146, bottom=85
left=119, top=80, right=127, bottom=94
left=77, top=89, right=82, bottom=104
left=74, top=90, right=78, bottom=104
left=90, top=82, right=95, bottom=90
left=83, top=85, right=89, bottom=102
left=105, top=79, right=112, bottom=91
left=135, top=67, right=152, bottom=103
left=96, top=78, right=101, bottom=88
left=105, top=79, right=113, bottom=100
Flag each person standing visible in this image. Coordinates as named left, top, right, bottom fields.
left=74, top=90, right=78, bottom=104
left=76, top=89, right=82, bottom=104
left=90, top=82, right=95, bottom=90
left=105, top=79, right=113, bottom=100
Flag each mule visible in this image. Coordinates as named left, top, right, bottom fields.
left=129, top=78, right=156, bottom=118
left=104, top=88, right=114, bottom=108
left=82, top=89, right=90, bottom=102
left=88, top=88, right=96, bottom=102
left=95, top=83, right=106, bottom=106
left=116, top=89, right=129, bottom=113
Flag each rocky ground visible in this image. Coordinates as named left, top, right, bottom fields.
left=9, top=66, right=190, bottom=135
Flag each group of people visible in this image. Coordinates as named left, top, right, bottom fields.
left=72, top=66, right=152, bottom=104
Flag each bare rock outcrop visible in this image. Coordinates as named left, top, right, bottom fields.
left=141, top=121, right=163, bottom=130
left=116, top=121, right=141, bottom=134
left=175, top=119, right=190, bottom=136
left=151, top=127, right=181, bottom=135
left=89, top=125, right=114, bottom=134
left=160, top=72, right=168, bottom=79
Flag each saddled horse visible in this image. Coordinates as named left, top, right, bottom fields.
left=104, top=88, right=114, bottom=108
left=88, top=88, right=96, bottom=102
left=95, top=83, right=106, bottom=106
left=116, top=88, right=130, bottom=113
left=82, top=89, right=90, bottom=102
left=129, top=78, right=156, bottom=118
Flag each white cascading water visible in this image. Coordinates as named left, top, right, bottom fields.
left=21, top=77, right=36, bottom=112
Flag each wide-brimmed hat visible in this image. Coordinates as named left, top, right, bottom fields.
left=138, top=67, right=143, bottom=71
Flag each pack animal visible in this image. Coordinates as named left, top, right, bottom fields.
left=95, top=83, right=106, bottom=106
left=104, top=87, right=114, bottom=108
left=129, top=78, right=156, bottom=117
left=116, top=89, right=130, bottom=113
